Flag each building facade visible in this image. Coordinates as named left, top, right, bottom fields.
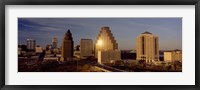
left=80, top=39, right=93, bottom=59
left=52, top=36, right=58, bottom=49
left=136, top=31, right=159, bottom=64
left=95, top=26, right=121, bottom=64
left=164, top=50, right=182, bottom=62
left=35, top=45, right=43, bottom=53
left=18, top=48, right=22, bottom=55
left=27, top=39, right=36, bottom=52
left=61, top=30, right=74, bottom=61
left=98, top=50, right=121, bottom=64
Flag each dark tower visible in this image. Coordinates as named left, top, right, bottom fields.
left=61, top=30, right=74, bottom=61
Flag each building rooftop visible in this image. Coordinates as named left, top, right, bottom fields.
left=164, top=49, right=182, bottom=52
left=142, top=31, right=152, bottom=34
left=101, top=26, right=110, bottom=30
left=64, top=29, right=73, bottom=40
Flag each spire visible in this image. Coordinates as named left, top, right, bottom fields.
left=66, top=29, right=72, bottom=35
left=64, top=29, right=73, bottom=40
left=67, top=29, right=71, bottom=34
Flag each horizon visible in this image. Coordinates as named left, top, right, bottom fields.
left=18, top=18, right=182, bottom=50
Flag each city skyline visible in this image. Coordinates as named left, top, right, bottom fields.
left=18, top=18, right=182, bottom=50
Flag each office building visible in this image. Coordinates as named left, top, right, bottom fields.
left=61, top=30, right=74, bottom=61
left=27, top=39, right=36, bottom=52
left=164, top=49, right=182, bottom=62
left=95, top=26, right=121, bottom=64
left=80, top=39, right=93, bottom=59
left=52, top=36, right=58, bottom=49
left=136, top=31, right=159, bottom=64
left=35, top=45, right=43, bottom=53
left=98, top=50, right=121, bottom=64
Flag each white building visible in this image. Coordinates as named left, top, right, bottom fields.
left=80, top=39, right=93, bottom=59
left=164, top=50, right=182, bottom=62
left=136, top=31, right=159, bottom=64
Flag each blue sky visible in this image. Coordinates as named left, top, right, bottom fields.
left=18, top=18, right=182, bottom=50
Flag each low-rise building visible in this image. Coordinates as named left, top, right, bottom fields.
left=164, top=49, right=182, bottom=62
left=98, top=50, right=121, bottom=64
left=74, top=51, right=81, bottom=58
left=44, top=57, right=60, bottom=61
left=35, top=45, right=43, bottom=54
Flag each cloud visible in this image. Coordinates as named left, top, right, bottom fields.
left=19, top=18, right=68, bottom=32
left=38, top=26, right=65, bottom=31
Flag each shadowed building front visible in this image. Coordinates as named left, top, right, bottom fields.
left=136, top=31, right=159, bottom=64
left=80, top=39, right=94, bottom=59
left=95, top=26, right=121, bottom=64
left=61, top=30, right=74, bottom=61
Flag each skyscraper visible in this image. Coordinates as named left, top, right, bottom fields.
left=80, top=39, right=93, bottom=59
left=136, top=31, right=159, bottom=64
left=52, top=36, right=58, bottom=49
left=61, top=30, right=74, bottom=61
left=95, top=26, right=121, bottom=64
left=27, top=39, right=36, bottom=52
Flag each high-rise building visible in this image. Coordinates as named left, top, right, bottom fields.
left=95, top=26, right=121, bottom=64
left=164, top=49, right=182, bottom=62
left=52, top=36, right=58, bottom=49
left=61, top=30, right=74, bottom=61
left=136, top=31, right=159, bottom=64
left=27, top=39, right=36, bottom=52
left=80, top=39, right=93, bottom=59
